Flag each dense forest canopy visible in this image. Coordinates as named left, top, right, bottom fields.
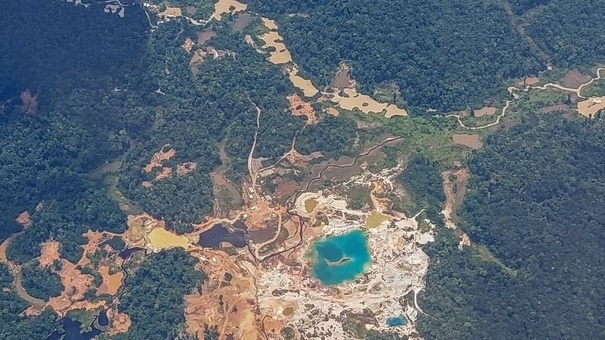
left=116, top=249, right=204, bottom=340
left=419, top=115, right=605, bottom=339
left=246, top=0, right=543, bottom=111
left=2, top=0, right=605, bottom=339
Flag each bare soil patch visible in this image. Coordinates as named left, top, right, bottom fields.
left=177, top=162, right=198, bottom=176
left=331, top=88, right=407, bottom=117
left=16, top=211, right=31, bottom=226
left=452, top=134, right=482, bottom=149
left=474, top=106, right=497, bottom=117
left=274, top=180, right=298, bottom=199
left=144, top=145, right=175, bottom=173
left=287, top=94, right=317, bottom=124
left=562, top=69, right=592, bottom=89
left=577, top=97, right=605, bottom=117
left=39, top=240, right=60, bottom=268
left=212, top=0, right=247, bottom=21
left=107, top=307, right=131, bottom=335
left=97, top=265, right=123, bottom=296
left=159, top=7, right=182, bottom=19
left=182, top=37, right=194, bottom=53
left=288, top=68, right=319, bottom=97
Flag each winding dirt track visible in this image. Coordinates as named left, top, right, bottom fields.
left=0, top=235, right=46, bottom=307
left=447, top=67, right=605, bottom=130
left=256, top=136, right=405, bottom=263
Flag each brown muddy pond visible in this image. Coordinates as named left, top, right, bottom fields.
left=197, top=29, right=217, bottom=45
left=333, top=67, right=352, bottom=90
left=247, top=228, right=277, bottom=243
left=305, top=198, right=318, bottom=213
left=232, top=12, right=252, bottom=31
left=199, top=224, right=247, bottom=248
left=365, top=212, right=388, bottom=228
left=452, top=134, right=482, bottom=149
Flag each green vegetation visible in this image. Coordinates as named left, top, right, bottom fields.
left=115, top=249, right=205, bottom=340
left=20, top=261, right=63, bottom=301
left=397, top=154, right=445, bottom=224
left=419, top=115, right=605, bottom=339
left=526, top=1, right=605, bottom=67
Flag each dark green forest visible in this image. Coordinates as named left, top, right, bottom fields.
left=115, top=249, right=204, bottom=340
left=419, top=115, right=605, bottom=339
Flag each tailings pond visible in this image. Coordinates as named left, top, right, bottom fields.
left=198, top=224, right=246, bottom=248
left=310, top=229, right=371, bottom=285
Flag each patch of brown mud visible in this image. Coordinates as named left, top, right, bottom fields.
left=24, top=305, right=44, bottom=316
left=247, top=228, right=277, bottom=243
left=144, top=145, right=175, bottom=173
left=155, top=167, right=172, bottom=181
left=442, top=169, right=470, bottom=229
left=20, top=89, right=38, bottom=114
left=474, top=106, right=497, bottom=117
left=333, top=65, right=353, bottom=90
left=142, top=181, right=153, bottom=188
left=48, top=260, right=95, bottom=314
left=539, top=104, right=569, bottom=113
left=518, top=76, right=540, bottom=87
left=185, top=251, right=258, bottom=340
left=562, top=69, right=592, bottom=89
left=182, top=37, right=194, bottom=53
left=186, top=5, right=197, bottom=15
left=16, top=211, right=31, bottom=226
left=287, top=94, right=317, bottom=124
left=177, top=162, right=198, bottom=176
left=288, top=67, right=319, bottom=98
left=274, top=180, right=298, bottom=198
left=107, top=307, right=131, bottom=335
left=97, top=265, right=123, bottom=296
left=77, top=230, right=106, bottom=268
left=232, top=12, right=252, bottom=31
left=212, top=0, right=247, bottom=21
left=39, top=240, right=60, bottom=268
left=452, top=134, right=482, bottom=149
left=285, top=149, right=322, bottom=166
left=197, top=29, right=216, bottom=45
left=159, top=6, right=182, bottom=18
left=577, top=97, right=605, bottom=117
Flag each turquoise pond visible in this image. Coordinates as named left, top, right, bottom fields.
left=310, top=229, right=371, bottom=285
left=386, top=316, right=407, bottom=327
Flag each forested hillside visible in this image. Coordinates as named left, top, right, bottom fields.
left=247, top=0, right=605, bottom=112
left=419, top=115, right=605, bottom=339
left=247, top=0, right=543, bottom=111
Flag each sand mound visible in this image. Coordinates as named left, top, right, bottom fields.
left=39, top=241, right=60, bottom=268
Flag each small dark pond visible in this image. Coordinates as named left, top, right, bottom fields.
left=47, top=317, right=102, bottom=340
left=118, top=247, right=144, bottom=260
left=198, top=224, right=246, bottom=248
